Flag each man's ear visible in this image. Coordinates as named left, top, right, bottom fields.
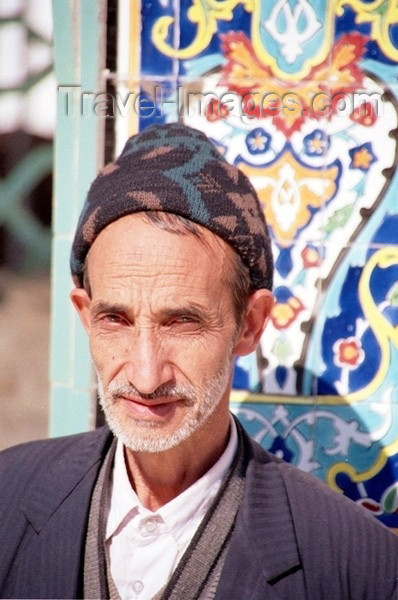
left=233, top=289, right=273, bottom=356
left=70, top=287, right=92, bottom=334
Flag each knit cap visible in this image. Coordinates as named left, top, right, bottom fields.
left=70, top=122, right=273, bottom=291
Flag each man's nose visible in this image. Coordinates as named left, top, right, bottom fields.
left=123, top=327, right=174, bottom=395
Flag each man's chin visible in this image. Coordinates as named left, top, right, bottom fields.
left=103, top=411, right=195, bottom=453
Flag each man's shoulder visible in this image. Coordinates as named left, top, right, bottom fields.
left=223, top=429, right=398, bottom=600
left=246, top=433, right=397, bottom=540
left=0, top=425, right=110, bottom=458
left=0, top=427, right=112, bottom=486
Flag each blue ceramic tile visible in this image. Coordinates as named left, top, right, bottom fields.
left=230, top=400, right=316, bottom=470
left=313, top=401, right=398, bottom=527
left=141, top=2, right=176, bottom=76
left=177, top=0, right=251, bottom=77
left=309, top=242, right=398, bottom=401
left=335, top=4, right=398, bottom=74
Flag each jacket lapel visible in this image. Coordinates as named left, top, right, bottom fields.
left=242, top=438, right=301, bottom=583
left=21, top=426, right=113, bottom=533
left=215, top=431, right=302, bottom=599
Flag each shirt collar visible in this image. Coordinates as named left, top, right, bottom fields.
left=106, top=415, right=238, bottom=540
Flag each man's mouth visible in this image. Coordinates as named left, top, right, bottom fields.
left=119, top=395, right=185, bottom=419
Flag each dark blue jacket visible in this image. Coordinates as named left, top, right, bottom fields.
left=0, top=425, right=397, bottom=599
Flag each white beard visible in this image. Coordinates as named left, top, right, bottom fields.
left=96, top=359, right=233, bottom=453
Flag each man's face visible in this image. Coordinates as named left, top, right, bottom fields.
left=71, top=213, right=270, bottom=453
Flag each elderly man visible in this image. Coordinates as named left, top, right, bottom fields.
left=0, top=123, right=397, bottom=600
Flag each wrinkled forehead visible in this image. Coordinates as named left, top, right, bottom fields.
left=85, top=212, right=238, bottom=285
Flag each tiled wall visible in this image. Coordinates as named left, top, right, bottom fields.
left=52, top=1, right=398, bottom=528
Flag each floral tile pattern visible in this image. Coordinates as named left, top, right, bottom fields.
left=117, top=0, right=398, bottom=527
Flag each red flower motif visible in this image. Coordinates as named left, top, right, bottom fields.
left=350, top=102, right=377, bottom=127
left=204, top=99, right=229, bottom=121
left=333, top=337, right=364, bottom=369
left=301, top=245, right=323, bottom=268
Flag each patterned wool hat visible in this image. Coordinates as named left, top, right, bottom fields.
left=70, top=122, right=273, bottom=290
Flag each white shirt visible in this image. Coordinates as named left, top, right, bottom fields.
left=106, top=418, right=238, bottom=600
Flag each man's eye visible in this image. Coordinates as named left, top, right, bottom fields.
left=175, top=316, right=197, bottom=323
left=101, top=314, right=126, bottom=325
left=169, top=316, right=202, bottom=329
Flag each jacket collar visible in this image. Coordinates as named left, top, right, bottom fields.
left=21, top=426, right=113, bottom=532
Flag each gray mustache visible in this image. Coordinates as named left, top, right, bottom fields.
left=106, top=380, right=196, bottom=404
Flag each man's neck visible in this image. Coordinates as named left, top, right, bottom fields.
left=123, top=414, right=231, bottom=511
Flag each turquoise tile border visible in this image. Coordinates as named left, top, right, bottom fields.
left=50, top=0, right=106, bottom=437
left=50, top=238, right=74, bottom=385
